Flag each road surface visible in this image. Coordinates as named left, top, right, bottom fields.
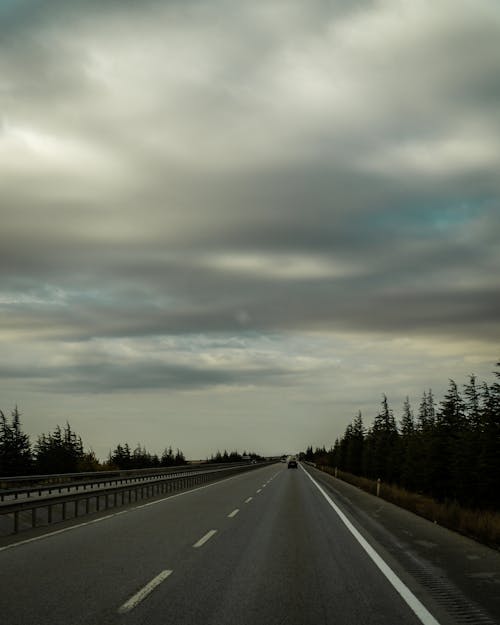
left=1, top=463, right=498, bottom=625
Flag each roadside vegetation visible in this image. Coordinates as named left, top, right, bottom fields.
left=0, top=409, right=263, bottom=476
left=315, top=465, right=500, bottom=548
left=0, top=412, right=187, bottom=474
left=207, top=450, right=262, bottom=463
left=301, top=361, right=500, bottom=548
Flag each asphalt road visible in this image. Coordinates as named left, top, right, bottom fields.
left=1, top=463, right=498, bottom=625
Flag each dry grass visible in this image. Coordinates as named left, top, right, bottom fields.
left=317, top=465, right=500, bottom=549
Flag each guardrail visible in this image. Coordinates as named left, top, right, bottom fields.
left=0, top=462, right=250, bottom=502
left=0, top=462, right=274, bottom=537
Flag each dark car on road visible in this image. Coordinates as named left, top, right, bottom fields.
left=288, top=457, right=298, bottom=468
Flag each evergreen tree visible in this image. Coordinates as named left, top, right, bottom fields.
left=370, top=395, right=399, bottom=482
left=337, top=424, right=351, bottom=470
left=459, top=374, right=483, bottom=506
left=400, top=397, right=415, bottom=436
left=361, top=426, right=376, bottom=478
left=34, top=422, right=84, bottom=473
left=304, top=445, right=314, bottom=461
left=417, top=389, right=436, bottom=431
left=417, top=390, right=429, bottom=430
left=132, top=443, right=150, bottom=469
left=174, top=448, right=186, bottom=465
left=161, top=445, right=175, bottom=466
left=464, top=374, right=481, bottom=428
left=302, top=360, right=500, bottom=509
left=414, top=389, right=436, bottom=494
left=109, top=443, right=133, bottom=469
left=330, top=438, right=340, bottom=467
left=431, top=380, right=466, bottom=500
left=344, top=412, right=364, bottom=475
left=399, top=397, right=418, bottom=490
left=426, top=389, right=436, bottom=426
left=477, top=365, right=500, bottom=508
left=0, top=407, right=33, bottom=476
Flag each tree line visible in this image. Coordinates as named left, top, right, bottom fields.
left=302, top=361, right=500, bottom=510
left=0, top=412, right=187, bottom=475
left=207, top=450, right=261, bottom=463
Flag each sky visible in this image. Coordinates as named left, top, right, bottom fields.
left=1, top=0, right=499, bottom=461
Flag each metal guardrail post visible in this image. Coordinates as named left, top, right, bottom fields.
left=1, top=462, right=276, bottom=537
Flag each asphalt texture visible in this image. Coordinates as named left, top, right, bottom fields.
left=1, top=462, right=498, bottom=625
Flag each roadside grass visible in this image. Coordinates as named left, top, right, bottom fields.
left=316, top=465, right=500, bottom=549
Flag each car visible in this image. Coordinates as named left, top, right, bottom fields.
left=288, top=457, right=298, bottom=468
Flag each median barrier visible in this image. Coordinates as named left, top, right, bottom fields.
left=0, top=462, right=275, bottom=536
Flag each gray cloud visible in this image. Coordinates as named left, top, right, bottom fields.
left=1, top=0, right=499, bottom=456
left=0, top=360, right=298, bottom=393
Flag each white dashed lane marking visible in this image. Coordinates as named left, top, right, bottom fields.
left=193, top=529, right=217, bottom=548
left=118, top=570, right=173, bottom=614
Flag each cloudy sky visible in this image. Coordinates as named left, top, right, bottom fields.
left=1, top=0, right=499, bottom=461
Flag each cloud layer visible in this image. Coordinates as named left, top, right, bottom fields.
left=1, top=0, right=499, bottom=457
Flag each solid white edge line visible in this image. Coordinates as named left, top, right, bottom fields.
left=228, top=509, right=239, bottom=518
left=244, top=497, right=253, bottom=503
left=193, top=529, right=217, bottom=548
left=118, top=569, right=173, bottom=614
left=300, top=465, right=441, bottom=625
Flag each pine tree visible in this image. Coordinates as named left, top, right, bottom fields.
left=417, top=391, right=429, bottom=431
left=431, top=380, right=465, bottom=500
left=34, top=423, right=85, bottom=473
left=371, top=395, right=399, bottom=482
left=413, top=389, right=437, bottom=494
left=109, top=443, right=134, bottom=469
left=458, top=375, right=483, bottom=506
left=464, top=375, right=481, bottom=428
left=304, top=445, right=314, bottom=461
left=361, top=427, right=376, bottom=478
left=174, top=448, right=186, bottom=465
left=330, top=438, right=340, bottom=468
left=0, top=407, right=32, bottom=476
left=399, top=397, right=418, bottom=490
left=477, top=364, right=500, bottom=508
left=161, top=445, right=175, bottom=466
left=426, top=389, right=436, bottom=426
left=344, top=412, right=364, bottom=475
left=400, top=397, right=415, bottom=436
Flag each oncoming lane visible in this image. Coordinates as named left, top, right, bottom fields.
left=0, top=463, right=281, bottom=625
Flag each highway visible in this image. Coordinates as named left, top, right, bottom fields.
left=1, top=463, right=499, bottom=625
